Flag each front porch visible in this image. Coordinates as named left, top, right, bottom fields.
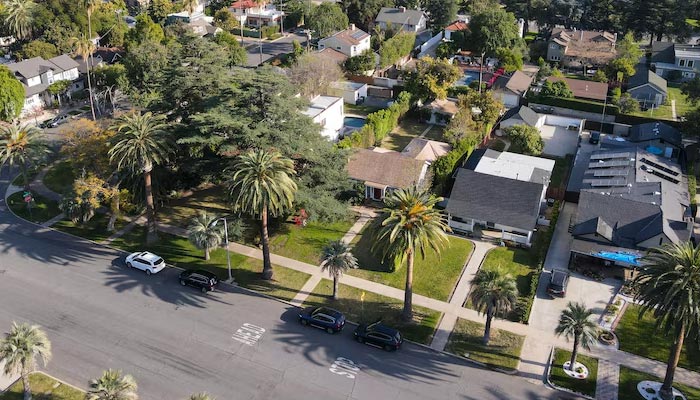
left=448, top=216, right=533, bottom=247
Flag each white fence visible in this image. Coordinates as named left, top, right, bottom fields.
left=417, top=31, right=444, bottom=58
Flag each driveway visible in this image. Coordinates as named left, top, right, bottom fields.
left=540, top=125, right=579, bottom=157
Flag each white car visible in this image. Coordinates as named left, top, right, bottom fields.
left=125, top=251, right=166, bottom=275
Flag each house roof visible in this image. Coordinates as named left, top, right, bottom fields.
left=547, top=76, right=608, bottom=101
left=446, top=168, right=544, bottom=231
left=323, top=25, right=370, bottom=46
left=8, top=57, right=58, bottom=79
left=502, top=105, right=540, bottom=127
left=445, top=21, right=469, bottom=32
left=48, top=54, right=80, bottom=71
left=628, top=122, right=682, bottom=147
left=303, top=95, right=343, bottom=118
left=317, top=48, right=348, bottom=63
left=401, top=138, right=451, bottom=161
left=468, top=149, right=555, bottom=184
left=424, top=98, right=458, bottom=116
left=650, top=41, right=675, bottom=64
left=628, top=69, right=667, bottom=94
left=375, top=7, right=426, bottom=26
left=230, top=0, right=258, bottom=9
left=549, top=28, right=617, bottom=62
left=346, top=148, right=426, bottom=189
left=491, top=70, right=533, bottom=96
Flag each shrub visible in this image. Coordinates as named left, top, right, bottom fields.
left=337, top=92, right=411, bottom=148
left=430, top=136, right=479, bottom=194
left=504, top=124, right=544, bottom=156
left=379, top=32, right=416, bottom=67
left=261, top=25, right=280, bottom=39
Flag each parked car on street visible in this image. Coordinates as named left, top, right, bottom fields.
left=547, top=269, right=570, bottom=297
left=125, top=251, right=166, bottom=275
left=298, top=306, right=345, bottom=333
left=179, top=269, right=219, bottom=293
left=354, top=321, right=403, bottom=351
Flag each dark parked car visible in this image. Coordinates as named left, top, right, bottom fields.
left=354, top=321, right=403, bottom=351
left=298, top=306, right=345, bottom=333
left=589, top=131, right=601, bottom=144
left=547, top=270, right=570, bottom=297
left=179, top=269, right=219, bottom=293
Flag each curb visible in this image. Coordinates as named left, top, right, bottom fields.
left=0, top=371, right=85, bottom=395
left=545, top=347, right=597, bottom=400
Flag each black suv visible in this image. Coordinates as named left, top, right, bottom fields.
left=354, top=321, right=403, bottom=351
left=589, top=131, right=601, bottom=144
left=179, top=269, right=219, bottom=293
left=298, top=307, right=346, bottom=333
left=547, top=270, right=570, bottom=297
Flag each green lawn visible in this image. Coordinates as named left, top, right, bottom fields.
left=445, top=318, right=525, bottom=371
left=303, top=279, right=442, bottom=345
left=618, top=367, right=700, bottom=400
left=345, top=103, right=382, bottom=116
left=7, top=191, right=61, bottom=224
left=269, top=219, right=355, bottom=265
left=110, top=226, right=310, bottom=302
left=480, top=247, right=539, bottom=296
left=157, top=185, right=230, bottom=228
left=43, top=160, right=75, bottom=194
left=615, top=304, right=700, bottom=372
left=380, top=116, right=430, bottom=151
left=549, top=348, right=599, bottom=397
left=348, top=221, right=473, bottom=301
left=0, top=372, right=83, bottom=400
left=52, top=212, right=125, bottom=243
left=422, top=125, right=447, bottom=142
left=626, top=87, right=692, bottom=120
left=688, top=18, right=700, bottom=28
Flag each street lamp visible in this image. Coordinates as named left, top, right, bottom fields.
left=211, top=217, right=233, bottom=283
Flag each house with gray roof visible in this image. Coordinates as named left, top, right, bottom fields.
left=446, top=149, right=555, bottom=246
left=346, top=148, right=429, bottom=201
left=491, top=70, right=533, bottom=108
left=374, top=7, right=427, bottom=32
left=7, top=54, right=81, bottom=116
left=650, top=41, right=700, bottom=81
left=627, top=68, right=667, bottom=108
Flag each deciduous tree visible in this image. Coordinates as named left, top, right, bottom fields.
left=288, top=52, right=344, bottom=98
left=504, top=123, right=544, bottom=155
left=308, top=3, right=348, bottom=38
left=0, top=65, right=25, bottom=122
left=403, top=56, right=461, bottom=101
left=424, top=0, right=458, bottom=33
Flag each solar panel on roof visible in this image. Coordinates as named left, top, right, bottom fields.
left=593, top=169, right=629, bottom=177
left=640, top=158, right=679, bottom=176
left=588, top=160, right=631, bottom=169
left=350, top=30, right=366, bottom=39
left=590, top=152, right=632, bottom=160
left=589, top=178, right=628, bottom=187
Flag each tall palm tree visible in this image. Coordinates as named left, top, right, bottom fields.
left=182, top=0, right=199, bottom=15
left=555, top=302, right=598, bottom=371
left=469, top=268, right=518, bottom=344
left=87, top=369, right=138, bottom=400
left=68, top=35, right=97, bottom=120
left=187, top=211, right=223, bottom=261
left=0, top=124, right=48, bottom=190
left=320, top=240, right=358, bottom=300
left=632, top=241, right=700, bottom=400
left=0, top=322, right=52, bottom=400
left=227, top=150, right=297, bottom=280
left=188, top=394, right=213, bottom=400
left=109, top=112, right=174, bottom=244
left=2, top=0, right=35, bottom=40
left=372, top=186, right=450, bottom=321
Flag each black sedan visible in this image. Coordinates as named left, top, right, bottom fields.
left=298, top=307, right=345, bottom=334
left=179, top=269, right=219, bottom=293
left=354, top=321, right=403, bottom=351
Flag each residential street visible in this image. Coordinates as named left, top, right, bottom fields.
left=244, top=32, right=309, bottom=67
left=0, top=175, right=573, bottom=400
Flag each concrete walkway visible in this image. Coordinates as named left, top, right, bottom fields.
left=596, top=359, right=619, bottom=400
left=0, top=360, right=18, bottom=391
left=30, top=164, right=62, bottom=202
left=671, top=99, right=677, bottom=121
left=418, top=125, right=434, bottom=138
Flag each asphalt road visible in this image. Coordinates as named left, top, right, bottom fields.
left=245, top=32, right=309, bottom=67
left=0, top=174, right=579, bottom=399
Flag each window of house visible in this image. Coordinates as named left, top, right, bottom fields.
left=451, top=216, right=467, bottom=223
left=336, top=46, right=341, bottom=50
left=550, top=44, right=557, bottom=49
left=688, top=60, right=695, bottom=68
left=680, top=59, right=686, bottom=67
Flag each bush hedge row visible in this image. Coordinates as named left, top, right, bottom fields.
left=338, top=92, right=412, bottom=148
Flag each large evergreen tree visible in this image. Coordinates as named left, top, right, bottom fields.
left=0, top=66, right=25, bottom=122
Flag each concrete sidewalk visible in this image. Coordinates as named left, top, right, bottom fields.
left=0, top=360, right=18, bottom=391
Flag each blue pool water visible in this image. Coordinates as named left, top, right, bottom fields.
left=454, top=71, right=480, bottom=87
left=646, top=146, right=663, bottom=155
left=344, top=117, right=366, bottom=128
left=595, top=251, right=641, bottom=266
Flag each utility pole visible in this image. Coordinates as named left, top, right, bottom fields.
left=259, top=28, right=264, bottom=65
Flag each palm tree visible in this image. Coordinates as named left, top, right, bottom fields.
left=372, top=186, right=450, bottom=321
left=109, top=112, right=174, bottom=244
left=0, top=322, right=52, bottom=400
left=227, top=150, right=297, bottom=280
left=0, top=124, right=48, bottom=190
left=68, top=35, right=97, bottom=120
left=87, top=369, right=138, bottom=400
left=555, top=302, right=597, bottom=371
left=469, top=268, right=518, bottom=344
left=182, top=0, right=199, bottom=15
left=188, top=394, right=213, bottom=400
left=187, top=211, right=223, bottom=261
left=632, top=241, right=700, bottom=400
left=2, top=0, right=35, bottom=40
left=320, top=240, right=358, bottom=300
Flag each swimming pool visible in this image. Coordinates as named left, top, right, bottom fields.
left=595, top=251, right=641, bottom=266
left=344, top=117, right=366, bottom=128
left=454, top=71, right=480, bottom=87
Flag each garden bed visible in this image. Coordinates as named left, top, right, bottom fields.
left=6, top=191, right=61, bottom=224
left=445, top=318, right=525, bottom=371
left=618, top=367, right=700, bottom=400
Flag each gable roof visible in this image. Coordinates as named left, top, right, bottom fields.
left=424, top=98, right=458, bottom=116
left=547, top=76, right=608, bottom=101
left=375, top=7, right=426, bottom=26
left=628, top=69, right=667, bottom=94
left=549, top=28, right=617, bottom=61
left=502, top=105, right=540, bottom=127
left=628, top=122, right=682, bottom=147
left=445, top=21, right=469, bottom=32
left=317, top=48, right=348, bottom=63
left=7, top=55, right=79, bottom=81
left=446, top=168, right=543, bottom=231
left=347, top=148, right=426, bottom=189
left=48, top=54, right=79, bottom=71
left=491, top=70, right=533, bottom=96
left=651, top=41, right=675, bottom=64
left=401, top=138, right=451, bottom=161
left=323, top=25, right=370, bottom=46
left=230, top=0, right=258, bottom=9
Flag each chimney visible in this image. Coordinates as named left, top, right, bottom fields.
left=580, top=30, right=584, bottom=41
left=400, top=6, right=406, bottom=12
left=350, top=23, right=355, bottom=31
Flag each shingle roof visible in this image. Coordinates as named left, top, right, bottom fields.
left=628, top=69, right=667, bottom=94
left=401, top=138, right=451, bottom=161
left=8, top=55, right=78, bottom=80
left=502, top=105, right=540, bottom=127
left=324, top=26, right=370, bottom=46
left=628, top=122, right=681, bottom=147
left=424, top=98, right=458, bottom=115
left=48, top=54, right=79, bottom=71
left=317, top=48, right=348, bottom=63
left=492, top=70, right=533, bottom=96
left=446, top=168, right=543, bottom=231
left=651, top=41, right=675, bottom=64
left=346, top=148, right=426, bottom=189
left=375, top=7, right=426, bottom=26
left=547, top=76, right=608, bottom=101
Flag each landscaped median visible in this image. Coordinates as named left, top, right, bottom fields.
left=548, top=348, right=598, bottom=398
left=617, top=367, right=700, bottom=400
left=444, top=318, right=525, bottom=372
left=1, top=372, right=83, bottom=400
left=6, top=191, right=61, bottom=224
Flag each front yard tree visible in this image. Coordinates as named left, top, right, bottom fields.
left=469, top=268, right=517, bottom=344
left=109, top=111, right=175, bottom=244
left=69, top=35, right=97, bottom=120
left=0, top=124, right=48, bottom=190
left=87, top=369, right=138, bottom=400
left=424, top=0, right=458, bottom=33
left=0, top=65, right=25, bottom=122
left=373, top=186, right=450, bottom=321
left=503, top=124, right=544, bottom=156
left=632, top=241, right=700, bottom=400
left=0, top=322, right=52, bottom=400
left=681, top=77, right=700, bottom=105
left=555, top=302, right=597, bottom=372
left=228, top=150, right=297, bottom=280
left=320, top=241, right=359, bottom=300
left=187, top=211, right=223, bottom=261
left=308, top=3, right=348, bottom=38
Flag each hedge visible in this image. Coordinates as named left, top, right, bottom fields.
left=337, top=92, right=411, bottom=148
left=530, top=95, right=620, bottom=115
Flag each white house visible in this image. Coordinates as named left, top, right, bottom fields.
left=318, top=24, right=371, bottom=58
left=331, top=81, right=368, bottom=104
left=490, top=70, right=533, bottom=108
left=303, top=95, right=345, bottom=140
left=229, top=0, right=283, bottom=27
left=651, top=42, right=700, bottom=81
left=7, top=55, right=81, bottom=116
left=375, top=7, right=427, bottom=32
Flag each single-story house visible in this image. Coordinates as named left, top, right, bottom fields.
left=302, top=95, right=344, bottom=140
left=423, top=98, right=459, bottom=125
left=444, top=21, right=469, bottom=41
left=318, top=24, right=371, bottom=58
left=7, top=55, right=81, bottom=116
left=446, top=149, right=555, bottom=246
left=546, top=76, right=607, bottom=102
left=331, top=81, right=368, bottom=104
left=401, top=138, right=451, bottom=162
left=499, top=106, right=544, bottom=131
left=375, top=7, right=427, bottom=32
left=627, top=69, right=668, bottom=108
left=491, top=70, right=533, bottom=108
left=346, top=148, right=429, bottom=201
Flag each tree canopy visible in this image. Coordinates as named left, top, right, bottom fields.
left=403, top=56, right=462, bottom=102
left=540, top=80, right=573, bottom=98
left=379, top=32, right=416, bottom=67
left=504, top=124, right=544, bottom=156
left=308, top=3, right=349, bottom=38
left=468, top=8, right=522, bottom=56
left=0, top=65, right=25, bottom=122
left=424, top=0, right=458, bottom=33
